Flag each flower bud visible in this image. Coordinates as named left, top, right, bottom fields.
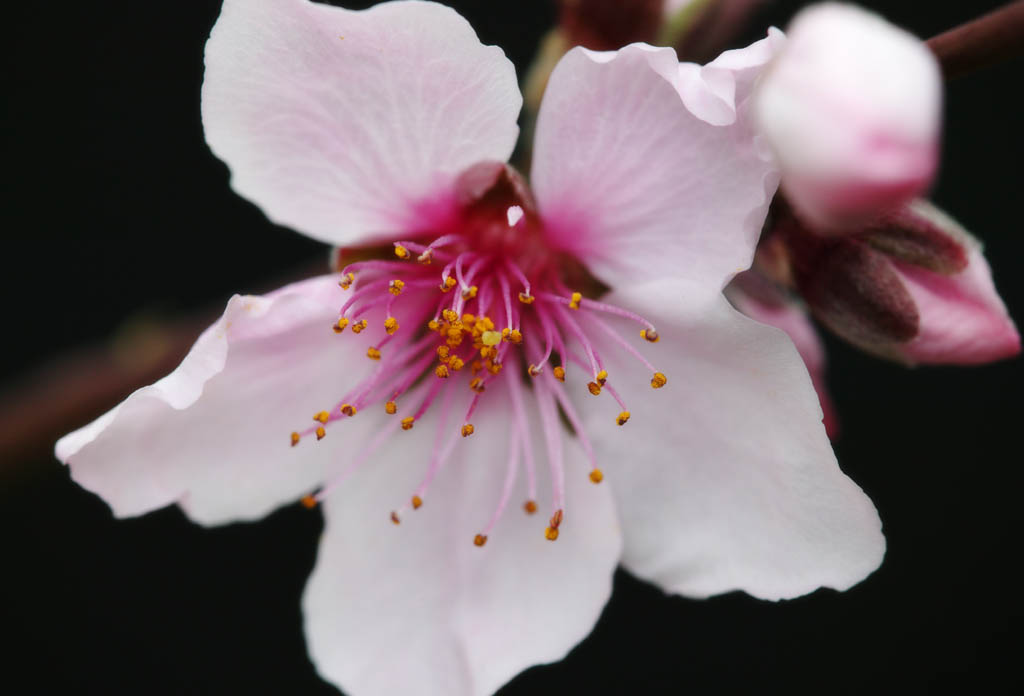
left=753, top=3, right=942, bottom=229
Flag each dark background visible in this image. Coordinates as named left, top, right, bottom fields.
left=2, top=1, right=1021, bottom=693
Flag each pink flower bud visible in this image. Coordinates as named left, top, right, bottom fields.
left=753, top=3, right=942, bottom=229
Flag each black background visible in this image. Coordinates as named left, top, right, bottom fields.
left=3, top=1, right=1022, bottom=694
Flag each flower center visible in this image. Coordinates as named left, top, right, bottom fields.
left=290, top=163, right=667, bottom=546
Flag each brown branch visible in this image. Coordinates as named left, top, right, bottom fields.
left=928, top=0, right=1024, bottom=80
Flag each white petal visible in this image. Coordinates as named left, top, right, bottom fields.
left=585, top=277, right=884, bottom=600
left=56, top=275, right=379, bottom=525
left=202, top=0, right=522, bottom=246
left=302, top=379, right=621, bottom=696
left=531, top=42, right=778, bottom=293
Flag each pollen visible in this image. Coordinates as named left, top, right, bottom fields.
left=616, top=411, right=631, bottom=426
left=596, top=369, right=608, bottom=386
left=315, top=426, right=326, bottom=440
left=300, top=494, right=318, bottom=509
left=524, top=500, right=538, bottom=514
left=384, top=317, right=399, bottom=335
left=411, top=495, right=422, bottom=510
left=440, top=276, right=457, bottom=292
left=569, top=291, right=582, bottom=310
left=390, top=511, right=401, bottom=525
left=428, top=318, right=440, bottom=331
left=449, top=357, right=466, bottom=371
left=502, top=328, right=522, bottom=344
left=393, top=244, right=410, bottom=259
left=544, top=527, right=559, bottom=541
left=314, top=411, right=330, bottom=424
left=473, top=534, right=488, bottom=547
left=481, top=330, right=501, bottom=346
left=461, top=285, right=478, bottom=300
left=340, top=404, right=357, bottom=417
left=332, top=317, right=349, bottom=333
left=339, top=272, right=355, bottom=290
left=366, top=347, right=382, bottom=360
left=590, top=468, right=604, bottom=483
left=587, top=381, right=602, bottom=396
left=351, top=319, right=368, bottom=334
left=518, top=291, right=535, bottom=305
left=385, top=400, right=397, bottom=415
left=641, top=328, right=660, bottom=343
left=290, top=432, right=300, bottom=447
left=401, top=417, right=415, bottom=430
left=435, top=364, right=450, bottom=379
left=553, top=366, right=566, bottom=382
left=388, top=279, right=405, bottom=295
left=461, top=423, right=475, bottom=437
left=651, top=372, right=667, bottom=389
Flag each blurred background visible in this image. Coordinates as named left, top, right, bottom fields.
left=2, top=0, right=1021, bottom=693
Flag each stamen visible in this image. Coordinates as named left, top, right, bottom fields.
left=553, top=366, right=566, bottom=382
left=524, top=500, right=538, bottom=514
left=339, top=272, right=355, bottom=290
left=545, top=509, right=563, bottom=541
left=474, top=533, right=488, bottom=547
left=315, top=426, right=326, bottom=440
left=333, top=317, right=349, bottom=333
left=568, top=292, right=582, bottom=310
left=616, top=411, right=631, bottom=426
left=340, top=404, right=357, bottom=417
left=411, top=495, right=422, bottom=509
left=435, top=364, right=450, bottom=379
left=351, top=319, right=368, bottom=334
left=301, top=494, right=318, bottom=509
left=314, top=411, right=330, bottom=424
left=461, top=424, right=475, bottom=437
left=290, top=432, right=300, bottom=447
left=384, top=317, right=399, bottom=335
left=393, top=244, right=410, bottom=259
left=641, top=328, right=660, bottom=343
left=389, top=279, right=405, bottom=295
left=651, top=372, right=668, bottom=389
left=590, top=469, right=604, bottom=483
left=391, top=511, right=401, bottom=525
left=385, top=401, right=397, bottom=415
left=401, top=417, right=415, bottom=430
left=366, top=347, right=382, bottom=360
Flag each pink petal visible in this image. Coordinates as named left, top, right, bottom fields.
left=531, top=42, right=778, bottom=293
left=753, top=3, right=941, bottom=228
left=202, top=0, right=521, bottom=247
left=302, top=381, right=621, bottom=696
left=55, top=275, right=376, bottom=525
left=587, top=277, right=883, bottom=600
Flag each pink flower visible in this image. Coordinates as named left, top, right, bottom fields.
left=753, top=3, right=942, bottom=229
left=55, top=1, right=883, bottom=694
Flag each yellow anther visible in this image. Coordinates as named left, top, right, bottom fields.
left=569, top=291, right=582, bottom=310
left=616, top=411, right=631, bottom=426
left=411, top=495, right=422, bottom=510
left=428, top=318, right=440, bottom=331
left=518, top=292, right=535, bottom=305
left=300, top=494, right=318, bottom=509
left=523, top=500, right=538, bottom=515
left=462, top=313, right=476, bottom=325
left=590, top=469, right=604, bottom=483
left=481, top=316, right=495, bottom=330
left=527, top=364, right=541, bottom=377
left=473, top=534, right=488, bottom=547
left=596, top=369, right=608, bottom=386
left=366, top=347, right=382, bottom=360
left=385, top=401, right=397, bottom=415
left=417, top=249, right=433, bottom=265
left=449, top=357, right=465, bottom=371
left=587, top=381, right=602, bottom=396
left=461, top=285, right=478, bottom=299
left=384, top=317, right=399, bottom=335
left=340, top=404, right=357, bottom=417
left=461, top=423, right=475, bottom=437
left=401, top=417, right=415, bottom=430
left=641, top=328, right=660, bottom=343
left=442, top=309, right=459, bottom=323
left=470, top=360, right=483, bottom=374
left=435, top=364, right=450, bottom=379
left=487, top=361, right=503, bottom=375
left=351, top=319, right=368, bottom=334
left=314, top=411, right=330, bottom=424
left=393, top=244, right=410, bottom=259
left=388, top=279, right=405, bottom=296
left=315, top=426, right=326, bottom=440
left=469, top=377, right=485, bottom=393
left=503, top=328, right=523, bottom=344
left=481, top=330, right=501, bottom=346
left=437, top=345, right=451, bottom=361
left=440, top=276, right=457, bottom=292
left=290, top=432, right=300, bottom=447
left=553, top=366, right=566, bottom=382
left=651, top=372, right=667, bottom=389
left=390, top=511, right=401, bottom=525
left=479, top=346, right=493, bottom=359
left=446, top=329, right=463, bottom=347
left=332, top=317, right=349, bottom=334
left=545, top=527, right=559, bottom=541
left=339, top=272, right=355, bottom=290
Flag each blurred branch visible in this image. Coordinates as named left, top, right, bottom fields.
left=928, top=0, right=1024, bottom=80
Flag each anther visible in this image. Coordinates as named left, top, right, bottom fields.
left=384, top=317, right=399, bottom=335
left=449, top=357, right=465, bottom=371
left=300, top=494, right=318, bottom=509
left=440, top=277, right=457, bottom=292
left=428, top=319, right=440, bottom=331
left=393, top=244, right=410, bottom=259
left=545, top=527, right=559, bottom=541
left=502, top=328, right=522, bottom=344
left=388, top=279, right=405, bottom=296
left=590, top=469, right=604, bottom=483
left=518, top=292, right=535, bottom=305
left=587, top=381, right=602, bottom=396
left=351, top=319, right=368, bottom=334
left=469, top=377, right=485, bottom=393
left=524, top=500, right=538, bottom=514
left=553, top=366, right=566, bottom=382
left=473, top=534, right=488, bottom=547
left=462, top=313, right=476, bottom=324
left=390, top=511, right=401, bottom=525
left=417, top=249, right=433, bottom=265
left=569, top=291, right=582, bottom=310
left=651, top=372, right=667, bottom=389
left=366, top=347, right=382, bottom=360
left=340, top=404, right=357, bottom=417
left=527, top=364, right=541, bottom=377
left=461, top=423, right=475, bottom=437
left=315, top=426, right=326, bottom=440
left=339, top=272, right=355, bottom=290
left=461, top=285, right=478, bottom=300
left=616, top=411, right=631, bottom=426
left=332, top=317, right=349, bottom=333
left=411, top=495, right=422, bottom=510
left=596, top=370, right=608, bottom=386
left=290, top=432, right=300, bottom=447
left=435, top=364, right=450, bottom=379
left=314, top=411, right=330, bottom=424
left=641, top=328, right=660, bottom=343
left=401, top=416, right=415, bottom=430
left=385, top=401, right=397, bottom=415
left=442, top=309, right=459, bottom=323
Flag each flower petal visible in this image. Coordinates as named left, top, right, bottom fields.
left=202, top=0, right=521, bottom=246
left=302, top=380, right=621, bottom=696
left=532, top=41, right=778, bottom=293
left=56, top=275, right=380, bottom=525
left=586, top=277, right=883, bottom=600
